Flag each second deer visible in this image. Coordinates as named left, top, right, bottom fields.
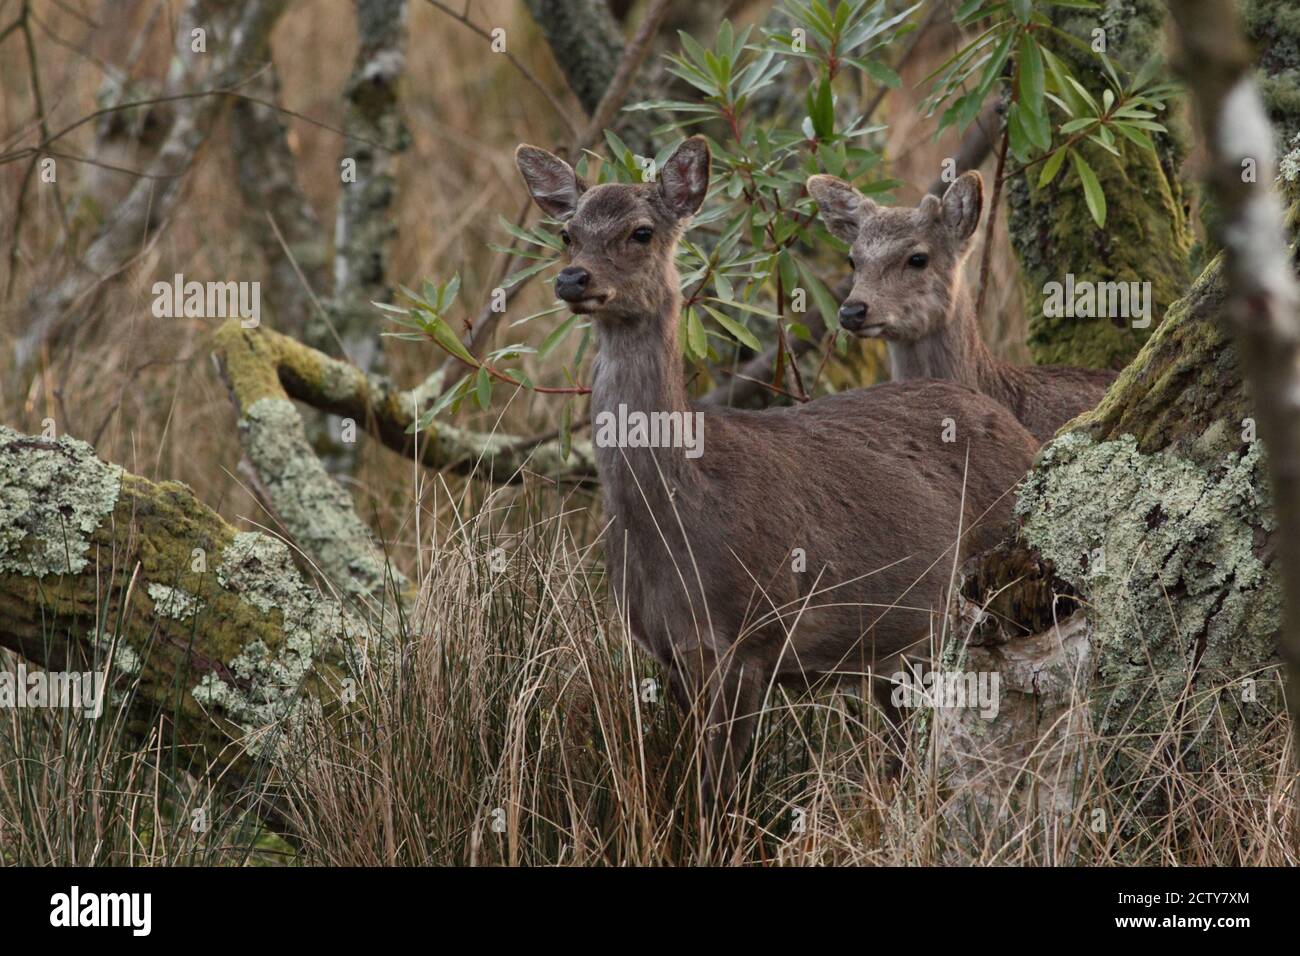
left=517, top=137, right=1039, bottom=801
left=807, top=171, right=1118, bottom=443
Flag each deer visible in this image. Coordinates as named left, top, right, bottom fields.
left=806, top=171, right=1118, bottom=444
left=515, top=137, right=1040, bottom=802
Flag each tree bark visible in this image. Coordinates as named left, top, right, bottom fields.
left=522, top=0, right=660, bottom=155
left=946, top=196, right=1292, bottom=847
left=230, top=63, right=331, bottom=345
left=1245, top=0, right=1300, bottom=142
left=331, top=0, right=410, bottom=373
left=1169, top=0, right=1300, bottom=751
left=0, top=426, right=357, bottom=813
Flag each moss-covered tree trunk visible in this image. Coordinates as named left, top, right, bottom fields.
left=1004, top=0, right=1194, bottom=367
left=948, top=203, right=1296, bottom=852
left=0, top=427, right=359, bottom=813
left=1246, top=0, right=1300, bottom=143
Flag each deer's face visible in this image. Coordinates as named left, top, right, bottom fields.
left=516, top=138, right=710, bottom=324
left=807, top=172, right=984, bottom=343
left=553, top=184, right=680, bottom=318
left=514, top=138, right=712, bottom=325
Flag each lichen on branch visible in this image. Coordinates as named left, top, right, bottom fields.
left=0, top=426, right=363, bottom=802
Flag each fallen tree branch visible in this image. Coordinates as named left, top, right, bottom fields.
left=211, top=321, right=598, bottom=486
left=0, top=425, right=366, bottom=822
left=212, top=324, right=411, bottom=610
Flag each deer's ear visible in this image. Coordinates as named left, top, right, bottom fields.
left=940, top=171, right=983, bottom=241
left=515, top=144, right=584, bottom=221
left=660, top=136, right=710, bottom=219
left=807, top=175, right=872, bottom=243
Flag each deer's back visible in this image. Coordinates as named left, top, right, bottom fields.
left=608, top=379, right=1037, bottom=677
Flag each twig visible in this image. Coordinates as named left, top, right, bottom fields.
left=430, top=331, right=591, bottom=395
left=0, top=89, right=387, bottom=168
left=575, top=0, right=672, bottom=150
left=974, top=114, right=1008, bottom=321
left=716, top=369, right=809, bottom=404
left=422, top=0, right=579, bottom=137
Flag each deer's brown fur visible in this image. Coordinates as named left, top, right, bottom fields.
left=807, top=171, right=1118, bottom=443
left=517, top=139, right=1039, bottom=798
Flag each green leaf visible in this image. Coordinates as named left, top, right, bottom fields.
left=684, top=307, right=707, bottom=359
left=862, top=59, right=901, bottom=88
left=538, top=312, right=579, bottom=359
left=1111, top=121, right=1154, bottom=152
left=810, top=78, right=835, bottom=139
left=499, top=257, right=555, bottom=291
left=710, top=296, right=779, bottom=319
left=1021, top=99, right=1052, bottom=151
left=1088, top=130, right=1121, bottom=157
left=793, top=257, right=842, bottom=328
left=1070, top=150, right=1106, bottom=227
left=413, top=377, right=470, bottom=428
left=1132, top=51, right=1163, bottom=92
left=1060, top=117, right=1098, bottom=134
left=1017, top=33, right=1045, bottom=106
left=559, top=400, right=573, bottom=462
left=1063, top=75, right=1100, bottom=114
left=574, top=324, right=593, bottom=368
left=714, top=272, right=734, bottom=301
left=701, top=303, right=760, bottom=351
left=974, top=29, right=1016, bottom=110
left=1037, top=146, right=1068, bottom=187
left=1007, top=101, right=1032, bottom=158
left=474, top=367, right=492, bottom=409
left=424, top=312, right=478, bottom=366
left=442, top=273, right=461, bottom=310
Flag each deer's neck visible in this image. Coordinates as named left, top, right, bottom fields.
left=590, top=291, right=695, bottom=496
left=887, top=282, right=1002, bottom=393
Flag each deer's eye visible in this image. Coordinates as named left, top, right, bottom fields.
left=848, top=255, right=856, bottom=270
left=907, top=252, right=929, bottom=269
left=560, top=229, right=571, bottom=246
left=631, top=226, right=653, bottom=243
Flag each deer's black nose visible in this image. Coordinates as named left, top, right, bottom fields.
left=838, top=300, right=868, bottom=331
left=556, top=267, right=591, bottom=302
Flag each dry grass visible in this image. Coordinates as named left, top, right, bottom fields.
left=279, top=480, right=1296, bottom=865
left=0, top=455, right=1292, bottom=866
